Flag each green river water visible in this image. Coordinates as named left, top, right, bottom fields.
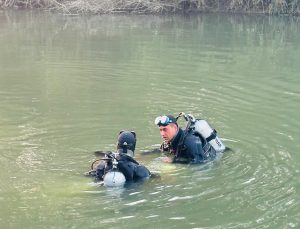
left=0, top=10, right=300, bottom=229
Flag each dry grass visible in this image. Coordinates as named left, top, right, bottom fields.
left=1, top=0, right=48, bottom=8
left=55, top=0, right=178, bottom=14
left=1, top=0, right=300, bottom=15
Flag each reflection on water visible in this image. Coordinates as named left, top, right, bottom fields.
left=0, top=10, right=300, bottom=229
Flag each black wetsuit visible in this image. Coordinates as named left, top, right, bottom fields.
left=93, top=153, right=151, bottom=182
left=162, top=128, right=217, bottom=164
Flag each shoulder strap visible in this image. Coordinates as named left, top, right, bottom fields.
left=206, top=129, right=217, bottom=142
left=176, top=128, right=192, bottom=158
left=118, top=153, right=139, bottom=165
left=175, top=114, right=195, bottom=158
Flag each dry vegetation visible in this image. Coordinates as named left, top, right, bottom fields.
left=1, top=0, right=300, bottom=15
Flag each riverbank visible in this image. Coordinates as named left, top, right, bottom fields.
left=0, top=0, right=300, bottom=16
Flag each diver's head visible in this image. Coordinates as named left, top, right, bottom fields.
left=117, top=130, right=136, bottom=157
left=155, top=115, right=178, bottom=142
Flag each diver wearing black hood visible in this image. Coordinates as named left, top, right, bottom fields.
left=87, top=131, right=151, bottom=182
left=116, top=130, right=136, bottom=156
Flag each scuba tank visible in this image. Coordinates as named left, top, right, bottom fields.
left=103, top=153, right=126, bottom=187
left=177, top=112, right=226, bottom=153
left=193, top=119, right=225, bottom=153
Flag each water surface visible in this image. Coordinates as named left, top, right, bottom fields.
left=0, top=10, right=300, bottom=229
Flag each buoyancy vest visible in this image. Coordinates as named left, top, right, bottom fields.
left=177, top=127, right=217, bottom=162
left=91, top=152, right=151, bottom=182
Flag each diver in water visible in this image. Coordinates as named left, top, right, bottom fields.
left=154, top=113, right=225, bottom=164
left=86, top=130, right=151, bottom=184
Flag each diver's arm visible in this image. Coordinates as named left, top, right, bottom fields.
left=140, top=148, right=161, bottom=155
left=183, top=134, right=204, bottom=163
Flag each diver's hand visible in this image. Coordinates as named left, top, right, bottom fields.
left=160, top=142, right=170, bottom=152
left=161, top=156, right=173, bottom=163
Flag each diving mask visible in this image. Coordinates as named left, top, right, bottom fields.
left=154, top=115, right=176, bottom=126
